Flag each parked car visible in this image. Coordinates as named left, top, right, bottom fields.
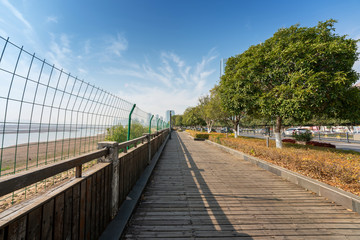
left=283, top=128, right=308, bottom=136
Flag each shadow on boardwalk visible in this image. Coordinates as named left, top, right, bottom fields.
left=124, top=132, right=253, bottom=239
left=175, top=133, right=254, bottom=239
left=123, top=132, right=360, bottom=239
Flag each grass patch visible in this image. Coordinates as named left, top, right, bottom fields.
left=183, top=132, right=360, bottom=196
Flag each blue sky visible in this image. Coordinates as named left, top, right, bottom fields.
left=1, top=0, right=360, bottom=116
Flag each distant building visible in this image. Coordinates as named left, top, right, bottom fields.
left=165, top=110, right=175, bottom=123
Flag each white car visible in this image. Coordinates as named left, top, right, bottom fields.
left=283, top=128, right=308, bottom=136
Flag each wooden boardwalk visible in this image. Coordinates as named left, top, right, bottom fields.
left=123, top=132, right=360, bottom=239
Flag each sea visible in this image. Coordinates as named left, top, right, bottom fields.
left=0, top=123, right=107, bottom=148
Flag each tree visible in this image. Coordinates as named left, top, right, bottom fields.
left=182, top=106, right=206, bottom=127
left=175, top=115, right=183, bottom=127
left=171, top=115, right=184, bottom=127
left=197, top=89, right=226, bottom=133
left=218, top=48, right=262, bottom=137
left=225, top=19, right=359, bottom=148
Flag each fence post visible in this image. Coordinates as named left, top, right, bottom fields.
left=346, top=132, right=349, bottom=143
left=149, top=115, right=154, bottom=135
left=169, top=111, right=172, bottom=139
left=127, top=104, right=136, bottom=142
left=148, top=115, right=154, bottom=163
left=98, top=141, right=119, bottom=219
left=157, top=118, right=160, bottom=132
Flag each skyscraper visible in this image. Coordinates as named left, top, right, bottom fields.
left=165, top=110, right=175, bottom=123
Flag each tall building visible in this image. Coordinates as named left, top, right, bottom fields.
left=165, top=110, right=175, bottom=123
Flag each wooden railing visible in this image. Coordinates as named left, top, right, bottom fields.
left=0, top=129, right=169, bottom=240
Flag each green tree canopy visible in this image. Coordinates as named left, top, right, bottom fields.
left=221, top=19, right=360, bottom=148
left=182, top=106, right=206, bottom=127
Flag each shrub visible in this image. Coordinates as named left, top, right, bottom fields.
left=306, top=141, right=336, bottom=148
left=106, top=122, right=147, bottom=143
left=282, top=139, right=296, bottom=143
left=292, top=130, right=313, bottom=142
left=195, top=133, right=209, bottom=139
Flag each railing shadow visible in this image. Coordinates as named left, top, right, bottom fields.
left=175, top=132, right=254, bottom=239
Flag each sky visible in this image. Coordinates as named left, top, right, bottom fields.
left=1, top=0, right=360, bottom=117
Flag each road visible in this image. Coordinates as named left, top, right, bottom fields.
left=238, top=133, right=360, bottom=153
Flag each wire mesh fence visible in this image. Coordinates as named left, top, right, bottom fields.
left=0, top=36, right=168, bottom=208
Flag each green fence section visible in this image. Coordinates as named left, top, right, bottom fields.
left=0, top=36, right=168, bottom=206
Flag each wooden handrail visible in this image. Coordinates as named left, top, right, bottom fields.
left=0, top=148, right=108, bottom=197
left=0, top=129, right=169, bottom=198
left=118, top=135, right=147, bottom=151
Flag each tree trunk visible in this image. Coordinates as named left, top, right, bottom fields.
left=275, top=116, right=282, bottom=149
left=207, top=121, right=213, bottom=133
left=233, top=121, right=239, bottom=138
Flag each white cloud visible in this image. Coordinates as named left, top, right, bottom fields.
left=46, top=16, right=58, bottom=24
left=83, top=40, right=91, bottom=54
left=103, top=67, right=145, bottom=79
left=112, top=49, right=218, bottom=115
left=46, top=33, right=72, bottom=69
left=78, top=68, right=88, bottom=75
left=0, top=0, right=32, bottom=30
left=105, top=33, right=128, bottom=57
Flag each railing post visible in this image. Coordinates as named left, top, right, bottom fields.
left=98, top=141, right=119, bottom=219
left=148, top=115, right=154, bottom=164
left=75, top=166, right=82, bottom=178
left=127, top=104, right=136, bottom=142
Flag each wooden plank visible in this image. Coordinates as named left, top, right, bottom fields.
left=27, top=206, right=42, bottom=240
left=122, top=132, right=360, bottom=239
left=95, top=172, right=101, bottom=238
left=0, top=227, right=5, bottom=240
left=90, top=174, right=96, bottom=240
left=123, top=154, right=129, bottom=198
left=118, top=157, right=123, bottom=205
left=99, top=168, right=105, bottom=232
left=103, top=165, right=110, bottom=225
left=72, top=183, right=80, bottom=240
left=84, top=177, right=92, bottom=240
left=118, top=136, right=146, bottom=150
left=7, top=215, right=26, bottom=240
left=41, top=199, right=54, bottom=240
left=63, top=188, right=73, bottom=240
left=0, top=148, right=108, bottom=197
left=79, top=180, right=86, bottom=240
left=53, top=193, right=64, bottom=240
left=75, top=166, right=82, bottom=178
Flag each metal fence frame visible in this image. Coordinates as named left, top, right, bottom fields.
left=0, top=36, right=168, bottom=206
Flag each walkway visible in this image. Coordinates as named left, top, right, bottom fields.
left=123, top=132, right=360, bottom=239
